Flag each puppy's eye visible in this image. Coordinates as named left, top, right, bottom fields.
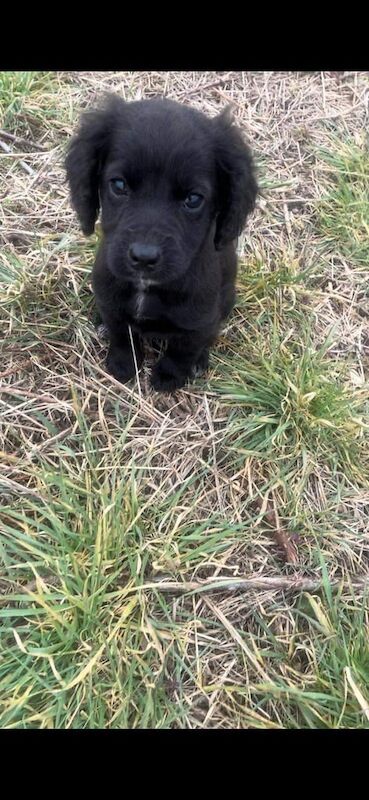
left=184, top=193, right=204, bottom=210
left=110, top=178, right=126, bottom=196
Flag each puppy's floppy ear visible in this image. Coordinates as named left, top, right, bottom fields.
left=213, top=107, right=258, bottom=250
left=65, top=93, right=123, bottom=235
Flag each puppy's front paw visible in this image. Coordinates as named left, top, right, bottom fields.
left=151, top=357, right=188, bottom=393
left=191, top=349, right=209, bottom=378
left=106, top=345, right=142, bottom=384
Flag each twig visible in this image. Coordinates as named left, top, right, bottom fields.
left=0, top=228, right=41, bottom=241
left=143, top=575, right=369, bottom=595
left=0, top=128, right=46, bottom=151
left=176, top=74, right=234, bottom=99
left=0, top=476, right=44, bottom=500
left=0, top=139, right=36, bottom=177
left=2, top=573, right=369, bottom=602
left=0, top=359, right=34, bottom=379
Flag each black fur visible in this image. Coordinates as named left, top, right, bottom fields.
left=65, top=94, right=258, bottom=392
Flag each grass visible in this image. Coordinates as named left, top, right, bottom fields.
left=213, top=323, right=367, bottom=475
left=1, top=70, right=369, bottom=728
left=316, top=135, right=369, bottom=269
left=0, top=72, right=61, bottom=136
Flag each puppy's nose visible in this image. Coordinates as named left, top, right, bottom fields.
left=128, top=242, right=161, bottom=268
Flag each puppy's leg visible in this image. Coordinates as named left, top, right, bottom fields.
left=191, top=347, right=209, bottom=378
left=151, top=335, right=210, bottom=392
left=106, top=325, right=144, bottom=383
left=220, top=283, right=236, bottom=321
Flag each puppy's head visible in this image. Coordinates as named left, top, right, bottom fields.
left=65, top=94, right=257, bottom=285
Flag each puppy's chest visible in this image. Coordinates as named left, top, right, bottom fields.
left=134, top=289, right=146, bottom=319
left=128, top=285, right=183, bottom=335
left=131, top=282, right=156, bottom=320
left=126, top=283, right=159, bottom=328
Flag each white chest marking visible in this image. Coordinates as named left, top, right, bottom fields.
left=133, top=278, right=158, bottom=319
left=135, top=291, right=145, bottom=318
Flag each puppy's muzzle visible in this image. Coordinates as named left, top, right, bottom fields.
left=128, top=242, right=162, bottom=270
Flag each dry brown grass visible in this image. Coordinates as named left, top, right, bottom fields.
left=1, top=71, right=369, bottom=729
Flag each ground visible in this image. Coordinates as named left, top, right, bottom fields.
left=0, top=71, right=369, bottom=729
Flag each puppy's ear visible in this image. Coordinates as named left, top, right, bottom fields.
left=213, top=107, right=258, bottom=250
left=65, top=94, right=123, bottom=235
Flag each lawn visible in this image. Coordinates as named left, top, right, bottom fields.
left=0, top=71, right=369, bottom=728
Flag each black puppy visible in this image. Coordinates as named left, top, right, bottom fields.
left=65, top=94, right=257, bottom=391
